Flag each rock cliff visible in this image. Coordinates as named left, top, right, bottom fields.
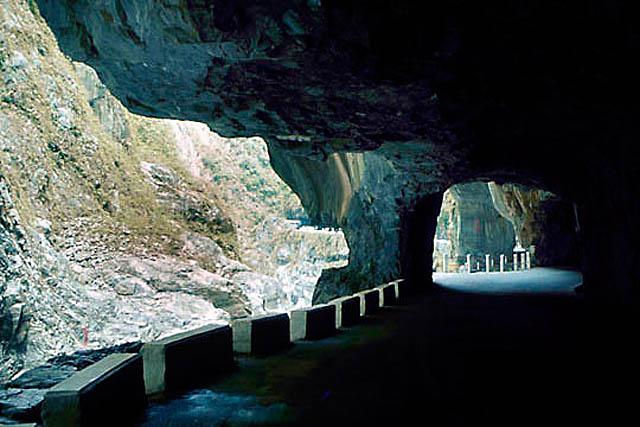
left=488, top=182, right=581, bottom=267
left=34, top=0, right=640, bottom=307
left=435, top=182, right=515, bottom=270
left=1, top=1, right=347, bottom=382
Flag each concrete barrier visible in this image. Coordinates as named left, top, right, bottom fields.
left=232, top=313, right=290, bottom=356
left=378, top=283, right=398, bottom=306
left=141, top=324, right=233, bottom=395
left=393, top=279, right=405, bottom=298
left=41, top=353, right=145, bottom=427
left=359, top=289, right=381, bottom=316
left=0, top=424, right=37, bottom=427
left=290, top=304, right=337, bottom=340
left=330, top=295, right=361, bottom=328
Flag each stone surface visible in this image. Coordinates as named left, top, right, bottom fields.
left=0, top=388, right=45, bottom=423
left=290, top=305, right=336, bottom=341
left=41, top=353, right=145, bottom=427
left=488, top=183, right=581, bottom=267
left=231, top=314, right=290, bottom=356
left=0, top=0, right=349, bottom=380
left=0, top=342, right=141, bottom=423
left=34, top=0, right=640, bottom=309
left=435, top=182, right=515, bottom=271
left=141, top=324, right=233, bottom=395
left=7, top=365, right=77, bottom=390
left=2, top=0, right=638, bottom=388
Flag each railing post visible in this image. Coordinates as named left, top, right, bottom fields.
left=513, top=253, right=518, bottom=271
left=500, top=254, right=505, bottom=272
left=485, top=254, right=490, bottom=273
left=466, top=254, right=471, bottom=273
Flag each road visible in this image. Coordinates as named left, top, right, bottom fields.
left=138, top=268, right=636, bottom=426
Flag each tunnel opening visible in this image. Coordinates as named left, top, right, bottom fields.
left=431, top=181, right=582, bottom=275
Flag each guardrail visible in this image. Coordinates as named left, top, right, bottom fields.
left=37, top=278, right=412, bottom=426
left=41, top=353, right=145, bottom=427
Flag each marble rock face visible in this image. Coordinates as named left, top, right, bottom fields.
left=30, top=1, right=640, bottom=304
left=435, top=182, right=515, bottom=268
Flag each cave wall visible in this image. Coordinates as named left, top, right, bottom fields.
left=447, top=182, right=515, bottom=265
left=488, top=183, right=581, bottom=267
left=34, top=0, right=640, bottom=306
left=270, top=144, right=446, bottom=303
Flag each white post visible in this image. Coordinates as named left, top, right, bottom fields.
left=476, top=261, right=480, bottom=271
left=466, top=254, right=471, bottom=273
left=520, top=253, right=526, bottom=270
left=513, top=253, right=518, bottom=271
left=485, top=254, right=490, bottom=273
left=500, top=254, right=505, bottom=272
left=442, top=253, right=448, bottom=273
left=526, top=251, right=531, bottom=269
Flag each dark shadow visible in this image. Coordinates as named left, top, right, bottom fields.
left=136, top=269, right=637, bottom=427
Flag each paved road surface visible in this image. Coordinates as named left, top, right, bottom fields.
left=138, top=268, right=636, bottom=426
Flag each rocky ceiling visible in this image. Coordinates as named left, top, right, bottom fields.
left=37, top=0, right=640, bottom=304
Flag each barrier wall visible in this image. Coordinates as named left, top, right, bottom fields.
left=330, top=295, right=361, bottom=328
left=359, top=289, right=381, bottom=316
left=38, top=279, right=410, bottom=425
left=290, top=304, right=337, bottom=340
left=141, top=324, right=233, bottom=395
left=41, top=353, right=145, bottom=427
left=232, top=313, right=291, bottom=355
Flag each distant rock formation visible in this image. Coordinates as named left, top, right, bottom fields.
left=435, top=182, right=515, bottom=270
left=488, top=183, right=581, bottom=267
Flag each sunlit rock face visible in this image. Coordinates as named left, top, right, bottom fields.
left=35, top=0, right=462, bottom=302
left=165, top=121, right=350, bottom=307
left=435, top=182, right=515, bottom=270
left=488, top=183, right=581, bottom=268
left=0, top=0, right=348, bottom=382
left=36, top=0, right=640, bottom=304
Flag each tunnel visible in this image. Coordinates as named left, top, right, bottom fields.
left=29, top=0, right=640, bottom=306
left=1, top=0, right=639, bottom=425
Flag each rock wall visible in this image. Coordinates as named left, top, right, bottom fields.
left=165, top=120, right=349, bottom=308
left=488, top=183, right=581, bottom=267
left=32, top=0, right=640, bottom=306
left=435, top=182, right=515, bottom=270
left=34, top=0, right=461, bottom=303
left=308, top=147, right=447, bottom=302
left=0, top=0, right=237, bottom=376
left=1, top=1, right=348, bottom=382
